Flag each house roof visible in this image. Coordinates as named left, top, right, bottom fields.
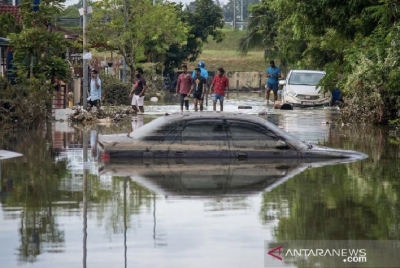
left=0, top=5, right=21, bottom=22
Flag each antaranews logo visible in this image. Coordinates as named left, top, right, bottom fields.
left=270, top=247, right=367, bottom=261
left=265, top=240, right=400, bottom=268
left=267, top=246, right=283, bottom=261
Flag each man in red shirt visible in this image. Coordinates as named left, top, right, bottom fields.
left=175, top=64, right=192, bottom=111
left=209, top=67, right=229, bottom=111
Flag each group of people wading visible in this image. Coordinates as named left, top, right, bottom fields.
left=175, top=61, right=229, bottom=112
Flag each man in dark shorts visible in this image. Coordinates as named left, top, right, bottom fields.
left=265, top=60, right=281, bottom=105
left=188, top=68, right=206, bottom=111
left=175, top=64, right=192, bottom=111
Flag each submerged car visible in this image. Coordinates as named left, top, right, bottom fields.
left=98, top=112, right=367, bottom=161
left=281, top=70, right=330, bottom=107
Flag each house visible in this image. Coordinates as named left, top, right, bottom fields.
left=0, top=1, right=19, bottom=78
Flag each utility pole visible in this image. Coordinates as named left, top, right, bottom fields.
left=82, top=0, right=88, bottom=109
left=122, top=0, right=128, bottom=82
left=240, top=0, right=243, bottom=22
left=233, top=0, right=236, bottom=30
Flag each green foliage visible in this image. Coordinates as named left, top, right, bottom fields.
left=0, top=12, right=21, bottom=37
left=8, top=0, right=70, bottom=83
left=164, top=0, right=225, bottom=72
left=240, top=0, right=400, bottom=124
left=0, top=80, right=54, bottom=129
left=101, top=73, right=132, bottom=105
left=89, top=0, right=189, bottom=81
left=188, top=0, right=225, bottom=43
left=262, top=125, right=400, bottom=243
left=0, top=0, right=72, bottom=127
left=238, top=2, right=278, bottom=55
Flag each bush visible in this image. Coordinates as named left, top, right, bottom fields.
left=0, top=79, right=53, bottom=129
left=101, top=73, right=132, bottom=105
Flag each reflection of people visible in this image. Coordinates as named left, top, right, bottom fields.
left=188, top=68, right=206, bottom=112
left=331, top=87, right=344, bottom=106
left=210, top=67, right=229, bottom=112
left=129, top=68, right=147, bottom=114
left=128, top=115, right=144, bottom=137
left=265, top=60, right=281, bottom=104
left=175, top=64, right=192, bottom=112
left=88, top=70, right=101, bottom=108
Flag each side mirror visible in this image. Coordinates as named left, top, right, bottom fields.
left=279, top=80, right=286, bottom=86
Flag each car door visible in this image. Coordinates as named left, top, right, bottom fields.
left=141, top=121, right=183, bottom=158
left=226, top=121, right=301, bottom=159
left=168, top=119, right=233, bottom=158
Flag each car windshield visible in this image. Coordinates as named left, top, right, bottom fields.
left=288, top=72, right=325, bottom=86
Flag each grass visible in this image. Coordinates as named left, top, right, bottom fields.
left=92, top=28, right=268, bottom=72
left=187, top=28, right=267, bottom=72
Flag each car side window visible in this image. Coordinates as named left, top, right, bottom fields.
left=143, top=122, right=182, bottom=142
left=174, top=121, right=228, bottom=146
left=228, top=122, right=280, bottom=148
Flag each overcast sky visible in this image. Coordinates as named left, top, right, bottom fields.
left=64, top=0, right=229, bottom=7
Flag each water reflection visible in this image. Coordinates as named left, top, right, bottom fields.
left=99, top=158, right=362, bottom=197
left=0, top=128, right=69, bottom=263
left=0, top=103, right=399, bottom=267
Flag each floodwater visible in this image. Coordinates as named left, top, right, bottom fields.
left=0, top=92, right=399, bottom=268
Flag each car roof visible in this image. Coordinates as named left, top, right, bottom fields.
left=290, top=70, right=325, bottom=74
left=131, top=112, right=308, bottom=149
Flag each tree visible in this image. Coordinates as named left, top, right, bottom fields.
left=8, top=0, right=70, bottom=83
left=164, top=0, right=225, bottom=72
left=237, top=0, right=400, bottom=124
left=237, top=2, right=279, bottom=56
left=88, top=0, right=189, bottom=81
left=0, top=0, right=71, bottom=126
left=0, top=12, right=21, bottom=37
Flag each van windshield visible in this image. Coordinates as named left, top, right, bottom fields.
left=288, top=72, right=325, bottom=86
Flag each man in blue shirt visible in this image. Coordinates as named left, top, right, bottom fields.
left=265, top=60, right=281, bottom=104
left=88, top=69, right=102, bottom=108
left=192, top=61, right=208, bottom=79
left=331, top=87, right=344, bottom=106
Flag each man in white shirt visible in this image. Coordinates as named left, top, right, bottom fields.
left=88, top=69, right=101, bottom=108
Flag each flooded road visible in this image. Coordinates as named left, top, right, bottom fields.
left=0, top=92, right=399, bottom=268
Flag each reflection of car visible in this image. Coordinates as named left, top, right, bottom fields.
left=99, top=157, right=364, bottom=196
left=0, top=150, right=23, bottom=160
left=98, top=113, right=367, bottom=160
left=280, top=70, right=330, bottom=107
